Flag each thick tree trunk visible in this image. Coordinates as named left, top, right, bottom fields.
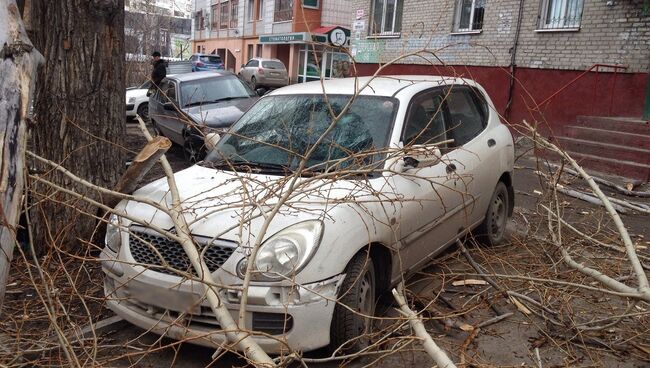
left=0, top=0, right=43, bottom=313
left=29, top=0, right=125, bottom=251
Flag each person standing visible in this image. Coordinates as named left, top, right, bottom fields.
left=150, top=51, right=167, bottom=88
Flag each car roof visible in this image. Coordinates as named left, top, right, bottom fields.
left=267, top=75, right=475, bottom=97
left=167, top=71, right=236, bottom=82
left=193, top=53, right=222, bottom=58
left=250, top=57, right=283, bottom=62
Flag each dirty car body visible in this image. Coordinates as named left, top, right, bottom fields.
left=102, top=76, right=515, bottom=353
left=148, top=71, right=258, bottom=159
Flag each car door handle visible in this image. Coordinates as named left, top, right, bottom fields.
left=487, top=138, right=496, bottom=147
left=446, top=163, right=456, bottom=174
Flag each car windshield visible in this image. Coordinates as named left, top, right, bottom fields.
left=262, top=61, right=285, bottom=70
left=180, top=75, right=255, bottom=107
left=139, top=80, right=152, bottom=89
left=200, top=56, right=221, bottom=64
left=205, top=95, right=397, bottom=173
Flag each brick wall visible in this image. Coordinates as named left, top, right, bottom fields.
left=350, top=0, right=649, bottom=73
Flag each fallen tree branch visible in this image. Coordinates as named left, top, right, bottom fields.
left=527, top=121, right=650, bottom=302
left=135, top=117, right=275, bottom=367
left=392, top=283, right=457, bottom=368
left=544, top=162, right=650, bottom=198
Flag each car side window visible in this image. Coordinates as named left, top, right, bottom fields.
left=445, top=87, right=487, bottom=147
left=246, top=60, right=258, bottom=68
left=165, top=81, right=177, bottom=102
left=402, top=89, right=447, bottom=147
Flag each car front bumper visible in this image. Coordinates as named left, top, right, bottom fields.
left=126, top=104, right=135, bottom=116
left=101, top=249, right=342, bottom=353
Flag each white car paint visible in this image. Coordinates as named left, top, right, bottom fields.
left=102, top=76, right=515, bottom=353
left=126, top=83, right=150, bottom=118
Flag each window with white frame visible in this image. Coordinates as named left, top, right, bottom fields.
left=539, top=0, right=584, bottom=29
left=453, top=0, right=485, bottom=32
left=371, top=0, right=403, bottom=36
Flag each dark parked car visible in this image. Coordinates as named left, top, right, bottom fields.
left=189, top=53, right=224, bottom=72
left=149, top=71, right=259, bottom=161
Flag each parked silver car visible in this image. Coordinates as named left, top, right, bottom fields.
left=239, top=58, right=289, bottom=89
left=102, top=76, right=515, bottom=354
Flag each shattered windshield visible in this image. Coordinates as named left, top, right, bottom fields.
left=205, top=94, right=397, bottom=173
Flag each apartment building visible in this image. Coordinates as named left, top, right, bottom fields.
left=349, top=0, right=650, bottom=125
left=191, top=0, right=355, bottom=82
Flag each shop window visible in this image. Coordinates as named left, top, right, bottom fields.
left=256, top=44, right=263, bottom=57
left=230, top=0, right=239, bottom=28
left=453, top=0, right=485, bottom=32
left=247, top=44, right=254, bottom=60
left=220, top=1, right=229, bottom=29
left=538, top=0, right=583, bottom=30
left=274, top=0, right=292, bottom=22
left=370, top=0, right=403, bottom=36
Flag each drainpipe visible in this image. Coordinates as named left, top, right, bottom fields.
left=644, top=73, right=650, bottom=121
left=504, top=0, right=525, bottom=121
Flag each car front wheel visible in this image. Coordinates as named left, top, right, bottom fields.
left=330, top=252, right=376, bottom=353
left=475, top=181, right=510, bottom=246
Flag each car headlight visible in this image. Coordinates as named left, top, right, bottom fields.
left=127, top=97, right=136, bottom=104
left=105, top=214, right=122, bottom=253
left=241, top=220, right=323, bottom=281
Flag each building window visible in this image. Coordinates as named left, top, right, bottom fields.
left=230, top=0, right=239, bottom=28
left=274, top=0, right=292, bottom=22
left=248, top=0, right=255, bottom=21
left=258, top=0, right=264, bottom=20
left=195, top=10, right=205, bottom=29
left=539, top=0, right=583, bottom=29
left=247, top=44, right=254, bottom=60
left=211, top=5, right=219, bottom=29
left=371, top=0, right=403, bottom=35
left=220, top=1, right=229, bottom=29
left=453, top=0, right=485, bottom=32
left=256, top=44, right=263, bottom=57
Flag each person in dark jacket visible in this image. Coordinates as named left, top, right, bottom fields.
left=150, top=51, right=167, bottom=87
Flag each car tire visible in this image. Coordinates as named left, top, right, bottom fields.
left=250, top=76, right=257, bottom=90
left=474, top=181, right=510, bottom=246
left=136, top=103, right=149, bottom=121
left=183, top=130, right=204, bottom=163
left=330, top=252, right=376, bottom=354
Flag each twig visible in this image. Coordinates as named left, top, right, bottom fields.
left=392, top=283, right=457, bottom=368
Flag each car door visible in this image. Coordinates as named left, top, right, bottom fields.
left=389, top=88, right=463, bottom=273
left=441, top=85, right=491, bottom=231
left=242, top=59, right=258, bottom=83
left=154, top=80, right=184, bottom=144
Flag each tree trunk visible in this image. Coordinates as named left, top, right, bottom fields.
left=29, top=0, right=125, bottom=252
left=0, top=0, right=43, bottom=313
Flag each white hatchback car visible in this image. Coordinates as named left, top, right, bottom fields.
left=102, top=76, right=514, bottom=354
left=125, top=80, right=151, bottom=120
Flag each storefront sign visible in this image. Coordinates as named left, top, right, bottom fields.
left=302, top=0, right=319, bottom=8
left=259, top=33, right=327, bottom=44
left=329, top=28, right=348, bottom=47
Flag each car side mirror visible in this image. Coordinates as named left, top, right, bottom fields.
left=241, top=64, right=245, bottom=68
left=400, top=146, right=442, bottom=172
left=163, top=101, right=176, bottom=111
left=256, top=88, right=266, bottom=96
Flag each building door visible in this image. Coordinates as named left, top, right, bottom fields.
left=247, top=44, right=254, bottom=62
left=276, top=44, right=290, bottom=71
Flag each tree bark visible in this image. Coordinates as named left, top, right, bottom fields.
left=29, top=0, right=125, bottom=252
left=0, top=0, right=43, bottom=313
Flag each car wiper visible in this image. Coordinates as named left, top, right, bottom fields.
left=207, top=159, right=290, bottom=173
left=206, top=96, right=249, bottom=103
left=184, top=101, right=211, bottom=107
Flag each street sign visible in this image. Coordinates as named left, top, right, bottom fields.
left=353, top=20, right=365, bottom=32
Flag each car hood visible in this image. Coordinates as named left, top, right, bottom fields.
left=183, top=97, right=257, bottom=129
left=121, top=165, right=385, bottom=244
left=126, top=88, right=148, bottom=99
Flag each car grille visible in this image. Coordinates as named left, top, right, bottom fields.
left=128, top=227, right=236, bottom=277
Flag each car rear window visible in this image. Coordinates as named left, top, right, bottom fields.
left=200, top=56, right=222, bottom=64
left=262, top=61, right=285, bottom=70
